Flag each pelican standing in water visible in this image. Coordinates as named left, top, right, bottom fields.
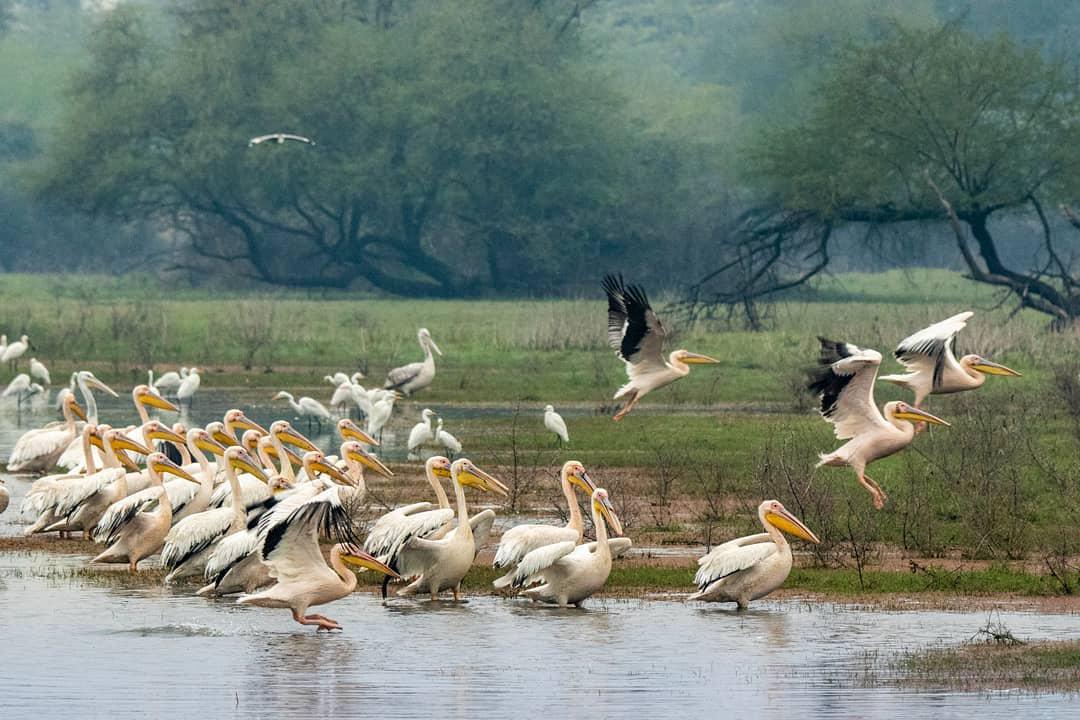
left=689, top=500, right=820, bottom=608
left=809, top=337, right=951, bottom=509
left=880, top=311, right=1021, bottom=406
left=6, top=394, right=87, bottom=473
left=385, top=328, right=442, bottom=396
left=602, top=274, right=719, bottom=420
left=508, top=488, right=625, bottom=607
left=544, top=405, right=569, bottom=446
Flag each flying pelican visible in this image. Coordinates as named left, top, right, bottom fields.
left=508, top=488, right=625, bottom=607
left=6, top=394, right=87, bottom=473
left=152, top=367, right=188, bottom=395
left=879, top=311, right=1021, bottom=406
left=689, top=500, right=820, bottom=608
left=29, top=358, right=50, bottom=385
left=385, top=328, right=442, bottom=396
left=178, top=367, right=201, bottom=406
left=247, top=133, right=316, bottom=147
left=389, top=458, right=508, bottom=602
left=602, top=274, right=719, bottom=420
left=2, top=374, right=43, bottom=411
left=238, top=485, right=398, bottom=632
left=809, top=337, right=951, bottom=509
left=492, top=460, right=595, bottom=588
left=407, top=408, right=438, bottom=458
left=2, top=334, right=31, bottom=370
left=274, top=391, right=331, bottom=431
left=544, top=405, right=569, bottom=446
left=91, top=453, right=201, bottom=571
left=435, top=418, right=461, bottom=457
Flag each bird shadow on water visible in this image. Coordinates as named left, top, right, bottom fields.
left=380, top=598, right=477, bottom=618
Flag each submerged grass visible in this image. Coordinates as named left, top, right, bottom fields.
left=898, top=640, right=1080, bottom=691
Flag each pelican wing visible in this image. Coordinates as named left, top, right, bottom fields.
left=364, top=505, right=453, bottom=563
left=892, top=311, right=973, bottom=389
left=161, top=507, right=233, bottom=570
left=694, top=534, right=778, bottom=590
left=511, top=540, right=577, bottom=588
left=385, top=361, right=423, bottom=391
left=210, top=474, right=271, bottom=510
left=579, top=537, right=634, bottom=558
left=443, top=509, right=496, bottom=554
left=602, top=274, right=667, bottom=370
left=493, top=523, right=580, bottom=568
left=53, top=468, right=124, bottom=517
left=7, top=426, right=73, bottom=470
left=257, top=485, right=359, bottom=584
left=94, top=487, right=154, bottom=543
left=808, top=338, right=887, bottom=440
left=205, top=529, right=260, bottom=583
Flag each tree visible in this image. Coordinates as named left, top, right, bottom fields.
left=688, top=22, right=1080, bottom=325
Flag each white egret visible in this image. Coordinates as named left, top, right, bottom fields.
left=544, top=405, right=569, bottom=445
left=435, top=418, right=461, bottom=457
left=2, top=334, right=31, bottom=370
left=177, top=367, right=201, bottom=405
left=406, top=408, right=438, bottom=458
left=273, top=391, right=331, bottom=431
left=29, top=358, right=50, bottom=385
left=152, top=367, right=188, bottom=395
left=384, top=328, right=442, bottom=396
left=2, top=374, right=43, bottom=411
left=365, top=393, right=396, bottom=442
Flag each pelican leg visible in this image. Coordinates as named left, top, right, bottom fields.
left=381, top=574, right=392, bottom=599
left=858, top=473, right=888, bottom=510
left=430, top=590, right=438, bottom=602
left=612, top=391, right=639, bottom=422
left=129, top=559, right=139, bottom=573
left=452, top=585, right=461, bottom=602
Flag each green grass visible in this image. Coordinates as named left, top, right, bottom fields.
left=899, top=640, right=1080, bottom=691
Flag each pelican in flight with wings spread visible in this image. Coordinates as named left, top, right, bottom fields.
left=880, top=311, right=1021, bottom=406
left=809, top=337, right=950, bottom=509
left=602, top=274, right=719, bottom=420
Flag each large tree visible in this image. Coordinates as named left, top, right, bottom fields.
left=688, top=22, right=1080, bottom=325
left=34, top=0, right=639, bottom=295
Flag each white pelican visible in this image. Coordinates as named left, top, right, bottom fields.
left=274, top=391, right=331, bottom=431
left=689, top=500, right=820, bottom=608
left=809, top=337, right=951, bottom=509
left=364, top=456, right=454, bottom=574
left=248, top=133, right=315, bottom=147
left=21, top=424, right=99, bottom=535
left=2, top=373, right=43, bottom=410
left=406, top=408, right=438, bottom=458
left=384, top=328, right=442, bottom=396
left=152, top=367, right=188, bottom=395
left=54, top=372, right=77, bottom=411
left=0, top=481, right=8, bottom=514
left=54, top=372, right=119, bottom=470
left=92, top=452, right=201, bottom=571
left=177, top=367, right=201, bottom=405
left=509, top=488, right=625, bottom=607
left=435, top=418, right=461, bottom=456
left=238, top=488, right=398, bottom=632
left=2, top=334, right=31, bottom=370
left=161, top=445, right=270, bottom=583
left=492, top=460, right=595, bottom=588
left=390, top=458, right=508, bottom=601
left=6, top=394, right=87, bottom=473
left=29, top=358, right=50, bottom=385
left=880, top=311, right=1021, bottom=406
left=544, top=405, right=569, bottom=446
left=602, top=274, right=719, bottom=420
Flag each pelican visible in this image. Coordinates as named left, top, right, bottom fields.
left=152, top=367, right=188, bottom=395
left=273, top=391, right=331, bottom=430
left=248, top=132, right=315, bottom=147
left=54, top=372, right=119, bottom=470
left=407, top=408, right=438, bottom=458
left=21, top=424, right=100, bottom=535
left=879, top=311, right=1021, bottom=406
left=29, top=358, right=50, bottom=385
left=544, top=405, right=569, bottom=446
left=384, top=328, right=442, bottom=396
left=492, top=460, right=596, bottom=588
left=435, top=418, right=461, bottom=456
left=390, top=458, right=508, bottom=601
left=237, top=489, right=399, bottom=632
left=509, top=488, right=626, bottom=607
left=809, top=337, right=951, bottom=509
left=2, top=374, right=43, bottom=410
left=2, top=334, right=30, bottom=370
left=0, top=481, right=8, bottom=514
left=177, top=367, right=201, bottom=405
left=7, top=395, right=87, bottom=473
left=91, top=453, right=201, bottom=571
left=602, top=274, right=719, bottom=421
left=161, top=445, right=269, bottom=583
left=689, top=500, right=820, bottom=608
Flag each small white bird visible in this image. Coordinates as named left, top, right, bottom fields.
left=2, top=373, right=43, bottom=410
left=406, top=408, right=438, bottom=459
left=544, top=405, right=569, bottom=446
left=248, top=133, right=316, bottom=147
left=2, top=334, right=30, bottom=370
left=366, top=394, right=396, bottom=441
left=29, top=358, right=50, bottom=385
left=435, top=418, right=461, bottom=456
left=152, top=367, right=188, bottom=395
left=274, top=390, right=331, bottom=431
left=55, top=371, right=77, bottom=411
left=177, top=367, right=201, bottom=405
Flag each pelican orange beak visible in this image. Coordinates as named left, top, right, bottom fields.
left=267, top=443, right=304, bottom=468
left=144, top=425, right=186, bottom=446
left=345, top=446, right=394, bottom=478
left=310, top=457, right=353, bottom=486
left=194, top=434, right=228, bottom=457
left=231, top=412, right=268, bottom=434
left=339, top=420, right=380, bottom=447
left=85, top=375, right=119, bottom=397
left=68, top=398, right=88, bottom=422
left=972, top=359, right=1022, bottom=377
left=340, top=545, right=401, bottom=578
left=139, top=391, right=180, bottom=413
left=765, top=507, right=820, bottom=544
left=894, top=405, right=951, bottom=427
left=211, top=428, right=238, bottom=447
left=276, top=426, right=319, bottom=452
left=682, top=352, right=720, bottom=365
left=432, top=465, right=452, bottom=479
left=230, top=451, right=269, bottom=482
left=593, top=494, right=623, bottom=536
left=569, top=467, right=597, bottom=495
left=457, top=463, right=509, bottom=497
left=151, top=455, right=199, bottom=483
left=110, top=435, right=153, bottom=456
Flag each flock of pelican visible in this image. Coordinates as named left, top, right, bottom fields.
left=0, top=278, right=1022, bottom=624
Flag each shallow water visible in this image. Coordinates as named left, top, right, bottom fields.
left=1, top=391, right=1078, bottom=718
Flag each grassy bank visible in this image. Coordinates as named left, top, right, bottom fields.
left=898, top=640, right=1080, bottom=691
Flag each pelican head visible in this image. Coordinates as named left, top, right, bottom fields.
left=886, top=401, right=950, bottom=427
left=302, top=450, right=352, bottom=486
left=78, top=371, right=118, bottom=397
left=147, top=452, right=200, bottom=483
left=142, top=420, right=186, bottom=446
left=760, top=500, right=820, bottom=544
left=63, top=394, right=88, bottom=421
left=188, top=427, right=227, bottom=457
left=561, top=460, right=596, bottom=495
left=337, top=418, right=379, bottom=446
left=223, top=408, right=267, bottom=435
left=338, top=543, right=401, bottom=578
left=241, top=429, right=264, bottom=456
left=961, top=354, right=1022, bottom=377
left=225, top=446, right=269, bottom=483
left=419, top=328, right=443, bottom=356
left=341, top=441, right=394, bottom=478
left=206, top=421, right=238, bottom=447
left=270, top=420, right=319, bottom=452
left=591, top=488, right=623, bottom=536
left=268, top=475, right=295, bottom=495
left=671, top=349, right=720, bottom=366
left=451, top=458, right=509, bottom=497
left=133, top=385, right=179, bottom=413
left=426, top=455, right=453, bottom=479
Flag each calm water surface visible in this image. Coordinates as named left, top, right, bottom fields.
left=1, top=390, right=1077, bottom=719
